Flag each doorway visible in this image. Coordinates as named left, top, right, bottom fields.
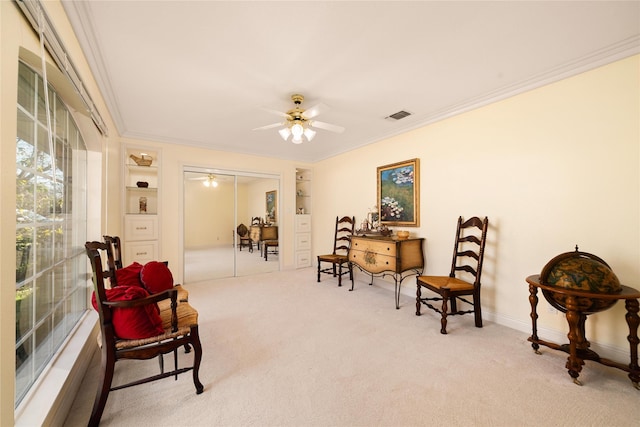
left=183, top=168, right=280, bottom=283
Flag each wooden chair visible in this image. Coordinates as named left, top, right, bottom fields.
left=236, top=223, right=253, bottom=252
left=85, top=241, right=203, bottom=426
left=261, top=226, right=278, bottom=261
left=317, top=216, right=355, bottom=287
left=415, top=216, right=489, bottom=334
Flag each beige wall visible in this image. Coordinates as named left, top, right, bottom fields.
left=184, top=177, right=237, bottom=248
left=313, top=54, right=640, bottom=352
left=1, top=0, right=639, bottom=424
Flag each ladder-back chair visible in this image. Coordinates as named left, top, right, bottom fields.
left=317, top=216, right=355, bottom=286
left=415, top=216, right=489, bottom=334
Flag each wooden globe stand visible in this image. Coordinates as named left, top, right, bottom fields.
left=526, top=274, right=640, bottom=388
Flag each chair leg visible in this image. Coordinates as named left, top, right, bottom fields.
left=440, top=289, right=450, bottom=334
left=174, top=348, right=179, bottom=380
left=416, top=284, right=422, bottom=316
left=338, top=263, right=342, bottom=287
left=332, top=264, right=337, bottom=277
left=190, top=327, right=205, bottom=394
left=317, top=258, right=321, bottom=282
left=474, top=292, right=483, bottom=328
left=88, top=347, right=115, bottom=427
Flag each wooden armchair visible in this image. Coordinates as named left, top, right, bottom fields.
left=415, top=216, right=489, bottom=334
left=85, top=240, right=203, bottom=426
left=236, top=223, right=253, bottom=252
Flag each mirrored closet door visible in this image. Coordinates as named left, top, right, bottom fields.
left=183, top=169, right=279, bottom=282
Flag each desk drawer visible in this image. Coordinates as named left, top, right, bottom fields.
left=350, top=250, right=396, bottom=274
left=351, top=238, right=397, bottom=257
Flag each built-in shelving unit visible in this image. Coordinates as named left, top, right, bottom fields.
left=295, top=168, right=312, bottom=215
left=122, top=145, right=160, bottom=265
left=295, top=168, right=312, bottom=268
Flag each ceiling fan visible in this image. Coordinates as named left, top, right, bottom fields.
left=189, top=174, right=218, bottom=187
left=253, top=94, right=345, bottom=144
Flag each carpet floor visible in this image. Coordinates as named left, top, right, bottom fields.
left=64, top=268, right=640, bottom=426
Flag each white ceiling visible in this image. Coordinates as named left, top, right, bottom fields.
left=62, top=1, right=640, bottom=163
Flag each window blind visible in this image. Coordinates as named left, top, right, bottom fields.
left=15, top=0, right=109, bottom=136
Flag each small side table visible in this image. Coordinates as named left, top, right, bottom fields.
left=526, top=274, right=640, bottom=388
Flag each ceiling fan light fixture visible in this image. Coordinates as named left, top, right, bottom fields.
left=278, top=127, right=291, bottom=141
left=291, top=123, right=304, bottom=138
left=304, top=127, right=316, bottom=141
left=255, top=94, right=344, bottom=144
left=203, top=174, right=218, bottom=188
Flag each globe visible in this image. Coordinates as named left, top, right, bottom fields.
left=540, top=248, right=621, bottom=314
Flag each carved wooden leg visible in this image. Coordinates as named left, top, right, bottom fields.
left=317, top=258, right=321, bottom=282
left=332, top=264, right=337, bottom=277
left=349, top=263, right=356, bottom=292
left=440, top=288, right=450, bottom=334
left=338, top=263, right=343, bottom=287
left=89, top=346, right=115, bottom=427
left=416, top=283, right=422, bottom=316
left=625, top=298, right=640, bottom=388
left=528, top=284, right=541, bottom=354
left=565, top=295, right=585, bottom=385
left=190, top=326, right=204, bottom=394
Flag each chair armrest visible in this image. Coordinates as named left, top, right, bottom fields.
left=103, top=288, right=179, bottom=332
left=103, top=288, right=177, bottom=309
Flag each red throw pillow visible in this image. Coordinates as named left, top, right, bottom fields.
left=140, top=261, right=174, bottom=294
left=114, top=262, right=144, bottom=287
left=91, top=286, right=164, bottom=339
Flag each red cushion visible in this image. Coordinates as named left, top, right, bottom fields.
left=114, top=262, right=144, bottom=287
left=92, top=286, right=164, bottom=339
left=140, top=261, right=174, bottom=294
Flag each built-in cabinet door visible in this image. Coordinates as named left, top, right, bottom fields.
left=124, top=241, right=158, bottom=266
left=295, top=214, right=312, bottom=268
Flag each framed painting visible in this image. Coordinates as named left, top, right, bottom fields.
left=266, top=190, right=277, bottom=223
left=377, top=158, right=419, bottom=227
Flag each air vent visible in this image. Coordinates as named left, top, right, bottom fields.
left=385, top=110, right=412, bottom=121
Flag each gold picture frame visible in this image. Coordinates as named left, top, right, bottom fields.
left=266, top=190, right=277, bottom=223
left=377, top=158, right=419, bottom=227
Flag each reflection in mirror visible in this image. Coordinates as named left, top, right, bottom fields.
left=183, top=171, right=279, bottom=282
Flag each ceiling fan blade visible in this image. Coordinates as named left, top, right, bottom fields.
left=252, top=122, right=285, bottom=131
left=303, top=102, right=328, bottom=119
left=310, top=120, right=345, bottom=134
left=261, top=107, right=291, bottom=119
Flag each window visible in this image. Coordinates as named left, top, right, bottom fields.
left=15, top=62, right=88, bottom=406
